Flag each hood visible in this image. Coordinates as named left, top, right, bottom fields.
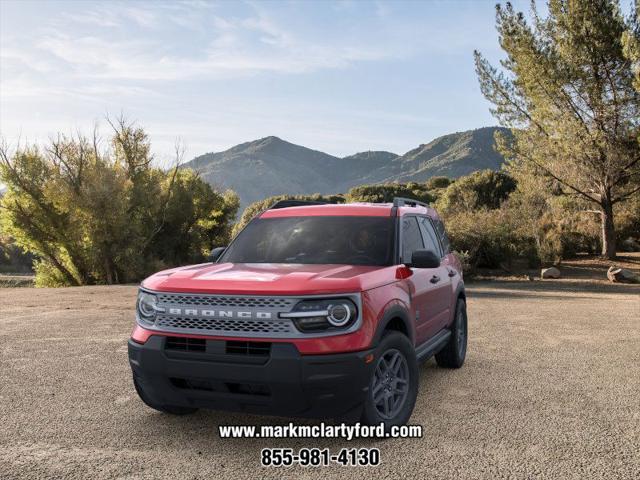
left=142, top=262, right=397, bottom=295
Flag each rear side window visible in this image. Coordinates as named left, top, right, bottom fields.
left=418, top=217, right=442, bottom=257
left=401, top=216, right=424, bottom=264
left=434, top=218, right=451, bottom=254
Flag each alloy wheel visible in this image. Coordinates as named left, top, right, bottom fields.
left=371, top=348, right=410, bottom=420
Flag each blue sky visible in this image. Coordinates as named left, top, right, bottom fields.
left=0, top=0, right=533, bottom=163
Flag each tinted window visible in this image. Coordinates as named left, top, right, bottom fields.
left=434, top=219, right=451, bottom=254
left=221, top=216, right=394, bottom=266
left=418, top=217, right=442, bottom=257
left=401, top=216, right=424, bottom=263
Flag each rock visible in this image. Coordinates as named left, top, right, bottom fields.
left=621, top=237, right=640, bottom=252
left=607, top=266, right=639, bottom=283
left=541, top=267, right=561, bottom=279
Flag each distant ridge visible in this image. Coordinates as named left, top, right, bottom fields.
left=183, top=127, right=510, bottom=207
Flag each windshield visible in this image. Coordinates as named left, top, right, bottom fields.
left=221, top=216, right=395, bottom=266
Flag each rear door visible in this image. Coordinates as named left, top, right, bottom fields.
left=417, top=216, right=453, bottom=334
left=400, top=216, right=440, bottom=345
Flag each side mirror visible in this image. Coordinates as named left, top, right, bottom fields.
left=208, top=246, right=226, bottom=263
left=408, top=249, right=441, bottom=269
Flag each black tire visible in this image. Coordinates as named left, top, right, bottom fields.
left=133, top=377, right=198, bottom=415
left=361, top=331, right=418, bottom=428
left=435, top=297, right=467, bottom=368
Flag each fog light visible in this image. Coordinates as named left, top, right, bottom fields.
left=295, top=316, right=330, bottom=331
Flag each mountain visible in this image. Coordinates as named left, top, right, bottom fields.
left=185, top=136, right=347, bottom=206
left=183, top=127, right=509, bottom=207
left=365, top=126, right=510, bottom=183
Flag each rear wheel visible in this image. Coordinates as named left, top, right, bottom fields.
left=133, top=377, right=198, bottom=415
left=361, top=332, right=418, bottom=428
left=435, top=297, right=467, bottom=368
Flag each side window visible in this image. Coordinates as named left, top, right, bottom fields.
left=434, top=219, right=451, bottom=254
left=418, top=217, right=442, bottom=257
left=401, top=217, right=424, bottom=264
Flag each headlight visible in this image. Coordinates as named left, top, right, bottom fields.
left=281, top=298, right=357, bottom=332
left=137, top=291, right=159, bottom=323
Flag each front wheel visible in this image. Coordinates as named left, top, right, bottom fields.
left=435, top=297, right=467, bottom=368
left=360, top=332, right=418, bottom=428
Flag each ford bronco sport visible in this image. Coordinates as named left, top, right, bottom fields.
left=128, top=198, right=467, bottom=427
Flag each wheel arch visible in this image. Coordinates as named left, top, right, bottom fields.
left=372, top=304, right=414, bottom=347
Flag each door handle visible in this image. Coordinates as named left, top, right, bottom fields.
left=430, top=275, right=440, bottom=284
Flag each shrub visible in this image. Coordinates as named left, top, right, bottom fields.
left=436, top=170, right=516, bottom=215
left=425, top=176, right=452, bottom=190
left=444, top=207, right=538, bottom=271
left=346, top=182, right=435, bottom=204
left=0, top=121, right=238, bottom=286
left=232, top=193, right=344, bottom=237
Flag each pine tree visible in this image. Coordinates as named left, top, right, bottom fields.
left=475, top=0, right=640, bottom=258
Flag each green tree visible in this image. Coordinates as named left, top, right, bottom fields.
left=345, top=182, right=436, bottom=204
left=425, top=176, right=452, bottom=190
left=0, top=120, right=238, bottom=286
left=623, top=2, right=640, bottom=92
left=475, top=0, right=640, bottom=259
left=435, top=170, right=516, bottom=215
left=232, top=193, right=344, bottom=237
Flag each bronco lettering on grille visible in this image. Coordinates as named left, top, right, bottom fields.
left=166, top=307, right=272, bottom=319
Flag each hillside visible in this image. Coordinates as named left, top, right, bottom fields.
left=184, top=136, right=348, bottom=206
left=183, top=127, right=509, bottom=207
left=357, top=127, right=511, bottom=184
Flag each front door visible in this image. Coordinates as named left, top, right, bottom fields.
left=400, top=216, right=444, bottom=345
left=417, top=216, right=452, bottom=333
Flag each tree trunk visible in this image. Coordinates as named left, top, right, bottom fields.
left=600, top=199, right=616, bottom=260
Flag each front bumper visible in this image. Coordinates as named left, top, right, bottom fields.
left=128, top=335, right=374, bottom=419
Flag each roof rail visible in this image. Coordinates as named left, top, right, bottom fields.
left=392, top=197, right=429, bottom=208
left=268, top=199, right=331, bottom=210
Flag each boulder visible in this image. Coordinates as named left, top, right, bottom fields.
left=607, top=266, right=639, bottom=284
left=541, top=267, right=561, bottom=279
left=621, top=237, right=640, bottom=252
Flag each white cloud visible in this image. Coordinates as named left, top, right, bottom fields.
left=8, top=7, right=396, bottom=83
left=0, top=1, right=499, bottom=160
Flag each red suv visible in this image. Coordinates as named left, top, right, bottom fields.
left=128, top=198, right=467, bottom=427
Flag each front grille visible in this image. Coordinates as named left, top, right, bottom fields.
left=155, top=316, right=294, bottom=335
left=165, top=336, right=206, bottom=352
left=157, top=294, right=295, bottom=309
left=144, top=291, right=362, bottom=339
left=226, top=341, right=271, bottom=356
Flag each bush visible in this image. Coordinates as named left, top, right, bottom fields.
left=444, top=207, right=539, bottom=271
left=436, top=170, right=516, bottom=215
left=0, top=121, right=238, bottom=286
left=232, top=193, right=344, bottom=237
left=425, top=176, right=452, bottom=190
left=0, top=234, right=33, bottom=273
left=346, top=182, right=435, bottom=204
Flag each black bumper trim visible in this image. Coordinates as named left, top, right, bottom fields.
left=128, top=336, right=374, bottom=419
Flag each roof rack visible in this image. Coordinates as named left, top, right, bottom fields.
left=392, top=197, right=429, bottom=208
left=268, top=199, right=331, bottom=210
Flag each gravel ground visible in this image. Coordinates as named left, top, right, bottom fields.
left=0, top=282, right=638, bottom=479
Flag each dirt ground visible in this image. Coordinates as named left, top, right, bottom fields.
left=0, top=281, right=638, bottom=479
